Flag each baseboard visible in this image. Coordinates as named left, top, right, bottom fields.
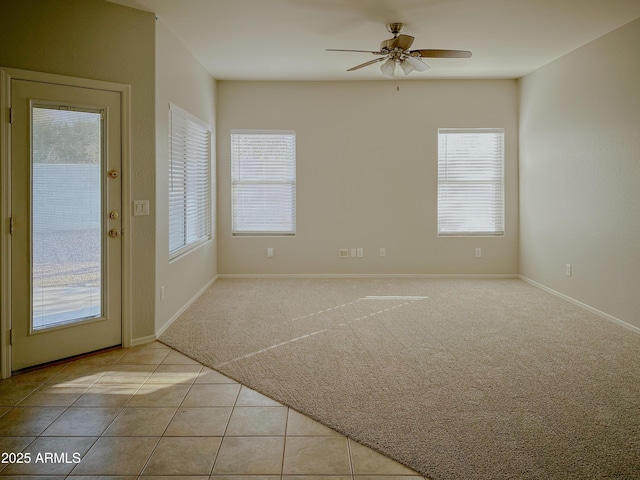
left=219, top=273, right=519, bottom=279
left=519, top=275, right=640, bottom=335
left=130, top=334, right=157, bottom=346
left=154, top=275, right=218, bottom=339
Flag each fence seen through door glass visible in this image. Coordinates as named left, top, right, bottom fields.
left=31, top=106, right=104, bottom=329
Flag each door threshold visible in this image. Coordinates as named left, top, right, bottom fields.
left=11, top=344, right=122, bottom=376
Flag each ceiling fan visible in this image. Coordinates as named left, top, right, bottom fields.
left=327, top=23, right=472, bottom=77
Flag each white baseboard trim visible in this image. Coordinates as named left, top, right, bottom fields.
left=218, top=273, right=519, bottom=279
left=519, top=275, right=640, bottom=335
left=130, top=334, right=157, bottom=347
left=154, top=276, right=218, bottom=339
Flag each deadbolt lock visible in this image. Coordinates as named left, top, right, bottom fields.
left=109, top=211, right=119, bottom=219
left=108, top=229, right=121, bottom=238
left=108, top=170, right=119, bottom=179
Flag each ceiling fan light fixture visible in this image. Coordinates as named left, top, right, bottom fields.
left=400, top=59, right=415, bottom=76
left=380, top=58, right=396, bottom=78
left=404, top=55, right=430, bottom=72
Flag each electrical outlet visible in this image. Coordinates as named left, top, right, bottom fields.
left=380, top=247, right=386, bottom=257
left=475, top=248, right=482, bottom=258
left=267, top=248, right=274, bottom=258
left=566, top=264, right=572, bottom=277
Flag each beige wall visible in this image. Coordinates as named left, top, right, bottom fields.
left=0, top=0, right=156, bottom=339
left=155, top=20, right=217, bottom=333
left=217, top=79, right=519, bottom=275
left=519, top=18, right=640, bottom=329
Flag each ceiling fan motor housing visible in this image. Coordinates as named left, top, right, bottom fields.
left=386, top=23, right=404, bottom=35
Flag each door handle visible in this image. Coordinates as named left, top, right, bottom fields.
left=108, top=229, right=121, bottom=238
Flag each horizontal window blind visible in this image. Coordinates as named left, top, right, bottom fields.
left=169, top=104, right=212, bottom=258
left=438, top=128, right=504, bottom=236
left=231, top=130, right=296, bottom=235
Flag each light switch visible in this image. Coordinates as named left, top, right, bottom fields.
left=133, top=200, right=150, bottom=216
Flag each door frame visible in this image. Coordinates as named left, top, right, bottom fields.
left=0, top=67, right=133, bottom=378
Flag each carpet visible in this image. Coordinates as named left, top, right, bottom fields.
left=160, top=278, right=640, bottom=480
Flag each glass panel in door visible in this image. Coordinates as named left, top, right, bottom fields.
left=31, top=106, right=104, bottom=330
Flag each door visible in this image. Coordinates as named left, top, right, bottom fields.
left=10, top=79, right=122, bottom=371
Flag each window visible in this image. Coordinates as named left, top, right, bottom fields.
left=437, top=128, right=504, bottom=236
left=231, top=130, right=296, bottom=235
left=169, top=103, right=212, bottom=258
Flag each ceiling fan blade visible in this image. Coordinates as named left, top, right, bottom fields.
left=393, top=34, right=414, bottom=50
left=326, top=49, right=385, bottom=55
left=347, top=57, right=386, bottom=71
left=410, top=49, right=472, bottom=58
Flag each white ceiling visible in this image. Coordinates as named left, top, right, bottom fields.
left=109, top=0, right=640, bottom=80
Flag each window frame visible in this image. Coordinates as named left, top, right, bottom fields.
left=231, top=129, right=297, bottom=236
left=168, top=103, right=212, bottom=260
left=437, top=128, right=505, bottom=237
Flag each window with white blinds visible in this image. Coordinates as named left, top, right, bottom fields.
left=169, top=103, right=212, bottom=258
left=231, top=130, right=296, bottom=235
left=437, top=128, right=504, bottom=236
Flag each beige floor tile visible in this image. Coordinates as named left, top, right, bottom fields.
left=3, top=365, right=65, bottom=385
left=235, top=386, right=282, bottom=407
left=0, top=383, right=43, bottom=406
left=283, top=437, right=351, bottom=475
left=145, top=364, right=203, bottom=384
left=354, top=476, right=425, bottom=480
left=68, top=476, right=137, bottom=480
left=1, top=436, right=97, bottom=475
left=0, top=474, right=67, bottom=479
left=161, top=350, right=201, bottom=365
left=0, top=407, right=65, bottom=436
left=45, top=364, right=108, bottom=386
left=102, top=407, right=176, bottom=436
left=286, top=409, right=341, bottom=436
left=226, top=406, right=288, bottom=436
left=72, top=384, right=140, bottom=407
left=0, top=436, right=37, bottom=472
left=213, top=477, right=280, bottom=480
left=71, top=348, right=129, bottom=366
left=349, top=440, right=419, bottom=475
left=212, top=436, right=285, bottom=475
left=164, top=407, right=232, bottom=436
left=142, top=436, right=222, bottom=475
left=127, top=384, right=190, bottom=407
left=96, top=364, right=156, bottom=385
left=195, top=367, right=238, bottom=384
left=70, top=436, right=159, bottom=475
left=116, top=348, right=170, bottom=365
left=18, top=384, right=90, bottom=407
left=181, top=384, right=241, bottom=407
left=41, top=407, right=121, bottom=436
left=283, top=477, right=352, bottom=480
left=140, top=477, right=208, bottom=480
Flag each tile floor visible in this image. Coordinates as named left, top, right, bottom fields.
left=0, top=341, right=425, bottom=479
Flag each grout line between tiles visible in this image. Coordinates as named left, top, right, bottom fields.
left=347, top=437, right=356, bottom=479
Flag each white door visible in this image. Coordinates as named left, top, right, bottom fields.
left=11, top=79, right=122, bottom=371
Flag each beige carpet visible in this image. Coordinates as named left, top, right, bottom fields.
left=160, top=278, right=640, bottom=480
